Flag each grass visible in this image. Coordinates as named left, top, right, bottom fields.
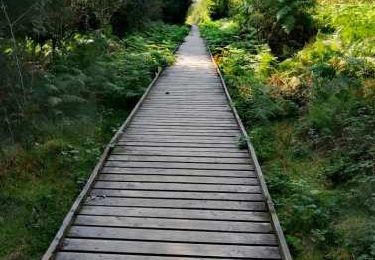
left=199, top=1, right=374, bottom=258
left=0, top=22, right=189, bottom=259
left=0, top=116, right=115, bottom=259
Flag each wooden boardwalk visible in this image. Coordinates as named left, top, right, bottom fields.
left=44, top=26, right=291, bottom=260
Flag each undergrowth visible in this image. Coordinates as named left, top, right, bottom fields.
left=199, top=2, right=374, bottom=259
left=0, top=22, right=189, bottom=259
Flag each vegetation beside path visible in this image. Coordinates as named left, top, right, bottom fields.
left=0, top=1, right=190, bottom=258
left=191, top=0, right=374, bottom=258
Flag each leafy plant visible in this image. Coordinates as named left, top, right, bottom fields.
left=198, top=1, right=375, bottom=257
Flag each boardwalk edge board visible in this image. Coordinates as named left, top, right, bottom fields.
left=203, top=28, right=292, bottom=260
left=42, top=37, right=186, bottom=260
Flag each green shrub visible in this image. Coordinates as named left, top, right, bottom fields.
left=199, top=2, right=374, bottom=257
left=0, top=22, right=189, bottom=259
left=236, top=0, right=316, bottom=58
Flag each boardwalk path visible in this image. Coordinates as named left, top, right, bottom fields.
left=46, top=26, right=290, bottom=260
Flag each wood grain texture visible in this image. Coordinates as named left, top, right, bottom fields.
left=61, top=239, right=281, bottom=259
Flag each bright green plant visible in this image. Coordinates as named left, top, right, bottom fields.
left=199, top=0, right=375, bottom=257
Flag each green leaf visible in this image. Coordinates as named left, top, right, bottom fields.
left=281, top=15, right=296, bottom=34
left=47, top=96, right=62, bottom=107
left=277, top=6, right=292, bottom=21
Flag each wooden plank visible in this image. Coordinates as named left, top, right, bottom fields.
left=126, top=122, right=235, bottom=128
left=94, top=181, right=261, bottom=193
left=149, top=99, right=226, bottom=102
left=107, top=155, right=250, bottom=164
left=128, top=124, right=238, bottom=130
left=118, top=139, right=237, bottom=145
left=139, top=107, right=232, bottom=111
left=149, top=92, right=225, bottom=95
left=121, top=133, right=240, bottom=140
left=116, top=142, right=240, bottom=148
left=123, top=127, right=238, bottom=133
left=136, top=115, right=234, bottom=119
left=156, top=81, right=222, bottom=85
left=131, top=118, right=237, bottom=124
left=112, top=147, right=246, bottom=154
left=61, top=239, right=281, bottom=259
left=120, top=136, right=238, bottom=142
left=105, top=161, right=253, bottom=171
left=157, top=80, right=221, bottom=83
left=90, top=189, right=263, bottom=201
left=143, top=99, right=227, bottom=102
left=150, top=92, right=224, bottom=95
left=145, top=96, right=227, bottom=100
left=111, top=148, right=250, bottom=158
left=74, top=215, right=273, bottom=233
left=161, top=73, right=218, bottom=76
left=85, top=197, right=266, bottom=210
left=80, top=206, right=270, bottom=222
left=129, top=122, right=236, bottom=127
left=138, top=106, right=230, bottom=110
left=68, top=226, right=278, bottom=245
left=123, top=131, right=240, bottom=137
left=56, top=252, right=229, bottom=260
left=101, top=167, right=256, bottom=178
left=140, top=104, right=229, bottom=108
left=125, top=128, right=241, bottom=134
left=135, top=115, right=236, bottom=119
left=98, top=174, right=256, bottom=184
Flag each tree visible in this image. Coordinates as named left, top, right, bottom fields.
left=239, top=0, right=316, bottom=58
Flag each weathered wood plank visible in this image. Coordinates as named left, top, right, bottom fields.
left=105, top=161, right=253, bottom=171
left=90, top=189, right=263, bottom=201
left=68, top=226, right=278, bottom=245
left=129, top=122, right=237, bottom=128
left=98, top=174, right=256, bottom=184
left=101, top=167, right=256, bottom=178
left=116, top=142, right=240, bottom=148
left=119, top=137, right=238, bottom=144
left=135, top=115, right=236, bottom=120
left=61, top=239, right=281, bottom=259
left=126, top=127, right=239, bottom=132
left=123, top=131, right=240, bottom=137
left=74, top=215, right=273, bottom=233
left=112, top=148, right=249, bottom=157
left=107, top=155, right=250, bottom=164
left=113, top=146, right=245, bottom=153
left=131, top=119, right=237, bottom=124
left=94, top=181, right=261, bottom=193
left=80, top=206, right=270, bottom=221
left=84, top=197, right=266, bottom=210
left=56, top=252, right=229, bottom=260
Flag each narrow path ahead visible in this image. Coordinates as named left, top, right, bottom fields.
left=46, top=26, right=289, bottom=260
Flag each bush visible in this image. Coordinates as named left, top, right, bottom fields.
left=0, top=22, right=189, bottom=259
left=237, top=0, right=317, bottom=58
left=198, top=1, right=375, bottom=257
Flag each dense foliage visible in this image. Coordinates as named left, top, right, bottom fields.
left=0, top=22, right=189, bottom=259
left=189, top=0, right=316, bottom=58
left=194, top=0, right=374, bottom=258
left=0, top=0, right=190, bottom=258
left=0, top=0, right=191, bottom=145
